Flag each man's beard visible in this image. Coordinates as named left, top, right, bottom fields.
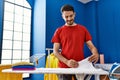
left=66, top=20, right=74, bottom=25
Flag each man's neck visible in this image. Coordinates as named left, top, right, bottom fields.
left=65, top=23, right=77, bottom=26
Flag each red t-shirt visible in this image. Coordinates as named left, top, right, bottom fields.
left=51, top=24, right=92, bottom=68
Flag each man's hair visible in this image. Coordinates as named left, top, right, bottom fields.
left=61, top=4, right=74, bottom=13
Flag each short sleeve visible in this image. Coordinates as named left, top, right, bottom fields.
left=84, top=27, right=92, bottom=42
left=51, top=28, right=61, bottom=43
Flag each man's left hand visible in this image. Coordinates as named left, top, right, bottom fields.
left=88, top=54, right=99, bottom=63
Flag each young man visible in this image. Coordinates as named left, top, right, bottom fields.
left=51, top=4, right=99, bottom=80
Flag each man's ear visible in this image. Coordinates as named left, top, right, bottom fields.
left=73, top=12, right=76, bottom=17
left=62, top=14, right=64, bottom=18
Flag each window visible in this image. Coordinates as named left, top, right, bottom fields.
left=2, top=0, right=32, bottom=78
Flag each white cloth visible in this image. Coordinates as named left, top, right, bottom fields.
left=75, top=57, right=98, bottom=80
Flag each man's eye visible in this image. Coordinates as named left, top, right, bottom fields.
left=65, top=16, right=68, bottom=18
left=70, top=15, right=73, bottom=17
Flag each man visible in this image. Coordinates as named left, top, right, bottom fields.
left=51, top=4, right=99, bottom=80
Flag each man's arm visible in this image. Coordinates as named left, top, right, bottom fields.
left=53, top=43, right=78, bottom=68
left=53, top=43, right=68, bottom=65
left=86, top=40, right=99, bottom=63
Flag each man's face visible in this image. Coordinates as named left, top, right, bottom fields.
left=62, top=11, right=75, bottom=26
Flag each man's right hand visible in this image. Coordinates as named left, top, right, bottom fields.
left=66, top=59, right=79, bottom=68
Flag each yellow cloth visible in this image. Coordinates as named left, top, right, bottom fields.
left=44, top=53, right=58, bottom=80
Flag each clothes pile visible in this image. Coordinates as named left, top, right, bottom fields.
left=12, top=61, right=35, bottom=70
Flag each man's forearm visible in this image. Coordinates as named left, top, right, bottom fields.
left=53, top=52, right=68, bottom=65
left=91, top=47, right=99, bottom=55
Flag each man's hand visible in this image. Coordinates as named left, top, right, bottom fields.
left=86, top=40, right=99, bottom=63
left=88, top=53, right=99, bottom=63
left=66, top=59, right=79, bottom=68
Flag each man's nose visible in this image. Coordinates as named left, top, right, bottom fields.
left=67, top=17, right=71, bottom=20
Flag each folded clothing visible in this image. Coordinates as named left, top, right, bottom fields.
left=12, top=61, right=35, bottom=70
